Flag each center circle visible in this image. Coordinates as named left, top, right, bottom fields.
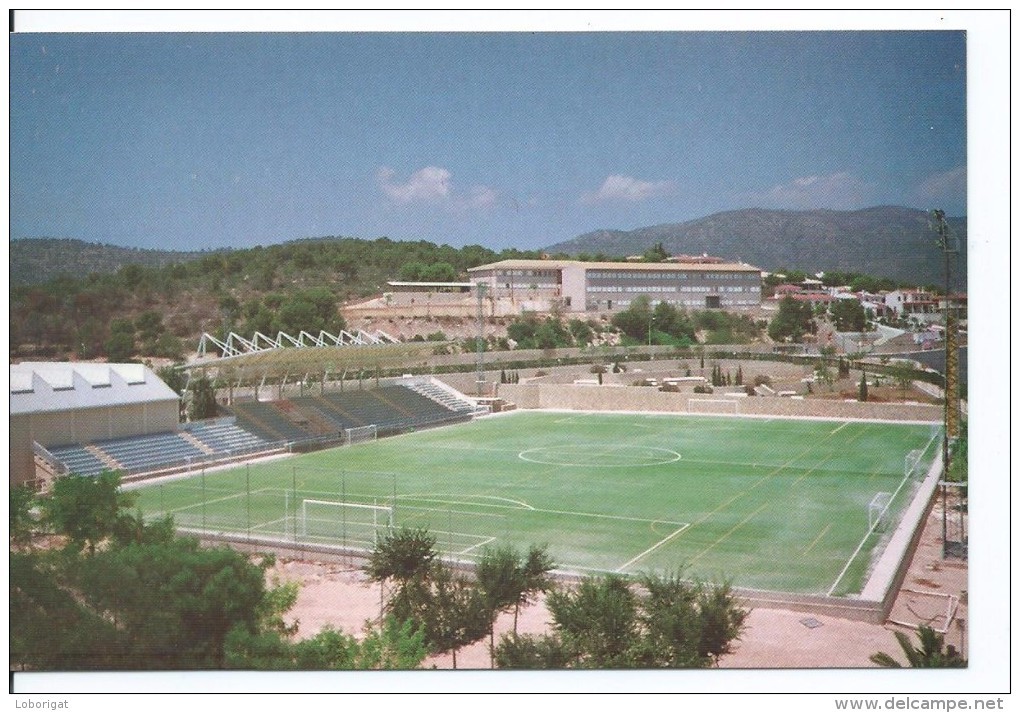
left=518, top=445, right=681, bottom=467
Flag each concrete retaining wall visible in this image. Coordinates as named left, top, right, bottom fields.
left=190, top=529, right=890, bottom=623
left=863, top=452, right=945, bottom=615
left=497, top=383, right=941, bottom=423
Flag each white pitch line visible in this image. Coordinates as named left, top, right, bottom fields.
left=614, top=523, right=691, bottom=572
left=829, top=422, right=851, bottom=436
left=397, top=494, right=535, bottom=511
left=249, top=516, right=289, bottom=532
left=533, top=506, right=687, bottom=526
left=168, top=487, right=274, bottom=513
left=457, top=536, right=497, bottom=556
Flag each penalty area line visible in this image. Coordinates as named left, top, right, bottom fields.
left=829, top=422, right=851, bottom=436
left=614, top=523, right=691, bottom=573
left=457, top=536, right=497, bottom=556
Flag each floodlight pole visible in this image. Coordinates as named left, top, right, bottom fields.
left=475, top=283, right=487, bottom=396
left=933, top=209, right=953, bottom=558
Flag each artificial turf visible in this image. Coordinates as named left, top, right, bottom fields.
left=134, top=410, right=939, bottom=595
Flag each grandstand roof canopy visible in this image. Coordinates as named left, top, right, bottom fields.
left=184, top=342, right=445, bottom=380
left=10, top=362, right=179, bottom=415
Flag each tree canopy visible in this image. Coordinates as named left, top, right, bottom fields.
left=11, top=473, right=429, bottom=671
left=40, top=472, right=137, bottom=555
left=497, top=571, right=748, bottom=669
left=830, top=298, right=868, bottom=332
left=768, top=296, right=816, bottom=342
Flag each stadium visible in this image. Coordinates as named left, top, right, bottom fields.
left=11, top=330, right=950, bottom=626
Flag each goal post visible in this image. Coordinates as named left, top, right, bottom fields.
left=299, top=499, right=394, bottom=545
left=688, top=398, right=740, bottom=415
left=344, top=424, right=378, bottom=446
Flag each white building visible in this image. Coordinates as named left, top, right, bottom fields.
left=884, top=289, right=940, bottom=322
left=467, top=258, right=762, bottom=314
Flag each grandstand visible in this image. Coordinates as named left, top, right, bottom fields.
left=10, top=350, right=483, bottom=485
left=29, top=378, right=480, bottom=482
left=10, top=362, right=181, bottom=488
left=45, top=421, right=280, bottom=479
left=228, top=383, right=477, bottom=443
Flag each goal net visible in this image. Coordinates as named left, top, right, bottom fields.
left=906, top=428, right=942, bottom=480
left=688, top=398, right=739, bottom=415
left=344, top=424, right=378, bottom=446
left=299, top=499, right=393, bottom=546
left=868, top=492, right=893, bottom=532
left=905, top=449, right=924, bottom=479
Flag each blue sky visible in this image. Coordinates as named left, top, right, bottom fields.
left=11, top=28, right=968, bottom=252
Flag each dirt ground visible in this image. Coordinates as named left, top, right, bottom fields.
left=267, top=492, right=966, bottom=670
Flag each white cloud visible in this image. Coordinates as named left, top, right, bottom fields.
left=913, top=166, right=967, bottom=207
left=377, top=165, right=497, bottom=211
left=747, top=172, right=874, bottom=210
left=377, top=165, right=451, bottom=203
left=581, top=174, right=674, bottom=205
left=462, top=185, right=498, bottom=209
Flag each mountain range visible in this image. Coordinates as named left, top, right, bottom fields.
left=10, top=206, right=966, bottom=290
left=547, top=206, right=967, bottom=289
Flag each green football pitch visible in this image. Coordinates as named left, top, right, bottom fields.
left=133, top=411, right=940, bottom=596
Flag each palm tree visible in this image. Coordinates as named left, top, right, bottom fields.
left=870, top=626, right=966, bottom=668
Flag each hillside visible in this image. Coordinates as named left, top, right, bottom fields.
left=9, top=238, right=210, bottom=286
left=547, top=206, right=967, bottom=289
left=9, top=236, right=540, bottom=362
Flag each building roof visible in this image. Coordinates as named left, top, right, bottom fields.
left=467, top=259, right=761, bottom=273
left=10, top=362, right=179, bottom=416
left=386, top=281, right=475, bottom=288
left=788, top=293, right=835, bottom=303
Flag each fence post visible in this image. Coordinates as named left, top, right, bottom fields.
left=201, top=466, right=207, bottom=532
left=292, top=466, right=298, bottom=544
left=246, top=463, right=251, bottom=541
